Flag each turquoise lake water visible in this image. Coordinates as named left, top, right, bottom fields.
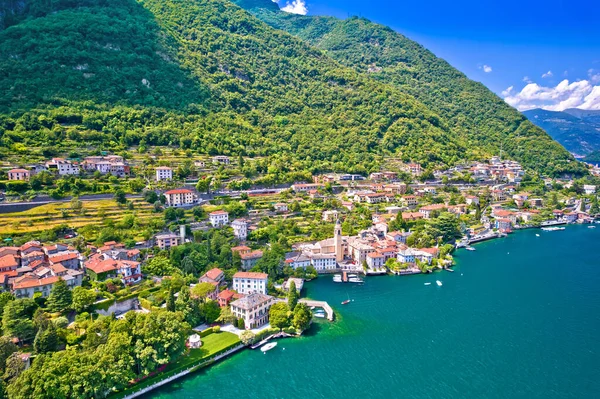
left=148, top=225, right=600, bottom=398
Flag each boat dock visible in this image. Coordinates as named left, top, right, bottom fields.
left=468, top=231, right=499, bottom=244
left=250, top=331, right=294, bottom=349
left=299, top=299, right=334, bottom=321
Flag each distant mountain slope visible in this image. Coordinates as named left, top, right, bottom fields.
left=523, top=109, right=600, bottom=156
left=234, top=0, right=585, bottom=175
left=0, top=0, right=586, bottom=177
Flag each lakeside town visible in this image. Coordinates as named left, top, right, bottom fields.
left=0, top=152, right=599, bottom=398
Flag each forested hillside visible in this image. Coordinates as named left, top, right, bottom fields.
left=0, top=0, right=586, bottom=177
left=235, top=0, right=586, bottom=176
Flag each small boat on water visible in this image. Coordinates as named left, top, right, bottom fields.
left=446, top=268, right=454, bottom=273
left=536, top=234, right=540, bottom=237
left=465, top=246, right=476, bottom=251
left=341, top=293, right=351, bottom=305
left=436, top=280, right=443, bottom=287
left=260, top=342, right=277, bottom=353
left=332, top=275, right=342, bottom=283
left=588, top=226, right=596, bottom=229
left=348, top=277, right=364, bottom=283
left=314, top=312, right=325, bottom=318
left=424, top=282, right=431, bottom=286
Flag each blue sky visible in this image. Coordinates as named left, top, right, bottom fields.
left=274, top=0, right=600, bottom=111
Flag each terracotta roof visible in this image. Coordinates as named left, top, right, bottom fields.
left=13, top=276, right=59, bottom=290
left=8, top=168, right=29, bottom=173
left=233, top=272, right=268, bottom=279
left=50, top=263, right=68, bottom=274
left=231, top=245, right=251, bottom=252
left=419, top=248, right=440, bottom=256
left=205, top=268, right=223, bottom=281
left=0, top=255, right=19, bottom=269
left=22, top=250, right=44, bottom=258
left=240, top=250, right=263, bottom=260
left=165, top=189, right=192, bottom=195
left=210, top=210, right=228, bottom=215
left=402, top=212, right=424, bottom=220
left=28, top=259, right=48, bottom=270
left=20, top=241, right=42, bottom=251
left=367, top=252, right=385, bottom=258
left=218, top=289, right=236, bottom=301
left=48, top=252, right=78, bottom=263
left=419, top=204, right=447, bottom=211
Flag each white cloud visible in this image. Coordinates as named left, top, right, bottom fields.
left=522, top=76, right=532, bottom=83
left=477, top=64, right=492, bottom=73
left=541, top=70, right=553, bottom=78
left=588, top=69, right=600, bottom=84
left=280, top=0, right=308, bottom=15
left=503, top=79, right=600, bottom=111
left=501, top=86, right=514, bottom=97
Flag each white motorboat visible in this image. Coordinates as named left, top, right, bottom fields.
left=465, top=246, right=476, bottom=251
left=260, top=342, right=277, bottom=352
left=332, top=275, right=342, bottom=283
left=588, top=226, right=596, bottom=229
left=536, top=234, right=540, bottom=237
left=424, top=282, right=431, bottom=286
left=348, top=277, right=364, bottom=283
left=436, top=280, right=443, bottom=287
left=314, top=312, right=325, bottom=318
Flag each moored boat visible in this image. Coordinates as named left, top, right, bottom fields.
left=436, top=280, right=443, bottom=286
left=260, top=342, right=277, bottom=352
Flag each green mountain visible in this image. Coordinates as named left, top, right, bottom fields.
left=523, top=108, right=600, bottom=156
left=0, top=0, right=585, bottom=177
left=234, top=0, right=586, bottom=176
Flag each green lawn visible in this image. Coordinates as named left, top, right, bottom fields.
left=108, top=331, right=241, bottom=398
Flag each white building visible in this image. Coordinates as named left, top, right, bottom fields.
left=155, top=233, right=182, bottom=250
left=232, top=272, right=268, bottom=295
left=397, top=248, right=418, bottom=264
left=46, top=158, right=80, bottom=176
left=366, top=252, right=386, bottom=270
left=274, top=203, right=288, bottom=213
left=310, top=253, right=337, bottom=272
left=164, top=189, right=196, bottom=207
left=212, top=156, right=230, bottom=165
left=156, top=166, right=173, bottom=181
left=209, top=210, right=229, bottom=227
left=584, top=185, right=597, bottom=195
left=232, top=218, right=249, bottom=241
left=230, top=293, right=275, bottom=330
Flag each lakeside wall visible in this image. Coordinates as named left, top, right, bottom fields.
left=115, top=343, right=246, bottom=399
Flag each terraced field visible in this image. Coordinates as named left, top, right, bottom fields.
left=0, top=198, right=157, bottom=236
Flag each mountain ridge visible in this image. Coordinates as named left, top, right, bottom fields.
left=523, top=108, right=600, bottom=156
left=0, top=0, right=586, bottom=177
left=234, top=0, right=584, bottom=175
